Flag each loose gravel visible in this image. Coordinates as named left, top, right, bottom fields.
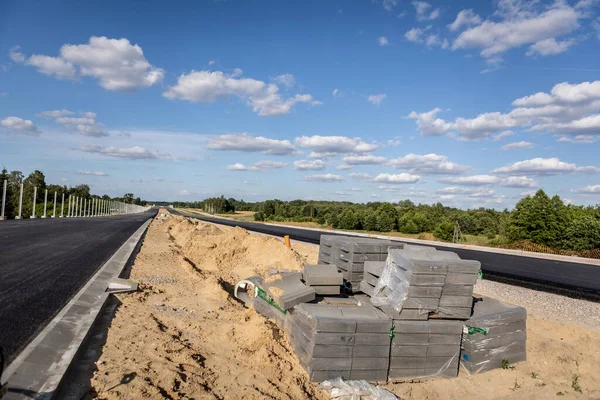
left=474, top=278, right=600, bottom=332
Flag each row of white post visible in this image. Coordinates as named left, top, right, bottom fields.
left=0, top=180, right=148, bottom=220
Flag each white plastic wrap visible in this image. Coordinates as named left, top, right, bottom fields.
left=317, top=378, right=398, bottom=400
left=369, top=251, right=410, bottom=311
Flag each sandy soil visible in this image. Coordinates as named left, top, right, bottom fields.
left=89, top=210, right=600, bottom=399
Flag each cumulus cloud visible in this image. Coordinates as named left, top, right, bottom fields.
left=412, top=1, right=440, bottom=21
left=295, top=135, right=377, bottom=154
left=572, top=185, right=600, bottom=194
left=493, top=157, right=600, bottom=175
left=448, top=9, right=482, bottom=31
left=452, top=2, right=580, bottom=59
left=74, top=145, right=170, bottom=160
left=348, top=172, right=372, bottom=180
left=271, top=73, right=295, bottom=88
left=367, top=94, right=386, bottom=105
left=499, top=176, right=538, bottom=188
left=293, top=159, right=326, bottom=170
left=389, top=153, right=470, bottom=174
left=438, top=175, right=499, bottom=186
left=378, top=36, right=389, bottom=46
left=12, top=36, right=164, bottom=90
left=9, top=46, right=25, bottom=62
left=0, top=116, right=40, bottom=136
left=526, top=38, right=576, bottom=56
left=381, top=0, right=399, bottom=11
left=405, top=28, right=425, bottom=43
left=206, top=133, right=296, bottom=155
left=500, top=141, right=535, bottom=150
left=407, top=108, right=452, bottom=136
left=332, top=88, right=343, bottom=97
left=558, top=135, right=600, bottom=144
left=303, top=173, right=344, bottom=182
left=40, top=109, right=108, bottom=137
left=341, top=155, right=388, bottom=165
left=374, top=173, right=421, bottom=184
left=164, top=69, right=320, bottom=116
left=227, top=160, right=286, bottom=172
left=493, top=130, right=514, bottom=141
left=76, top=170, right=108, bottom=176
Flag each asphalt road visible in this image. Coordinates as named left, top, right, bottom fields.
left=0, top=210, right=156, bottom=364
left=172, top=210, right=600, bottom=299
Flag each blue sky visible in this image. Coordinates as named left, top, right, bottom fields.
left=1, top=0, right=600, bottom=208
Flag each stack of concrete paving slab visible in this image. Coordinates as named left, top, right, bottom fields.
left=371, top=246, right=480, bottom=320
left=460, top=296, right=527, bottom=374
left=389, top=319, right=463, bottom=380
left=318, top=235, right=403, bottom=290
left=359, top=261, right=385, bottom=297
left=284, top=301, right=393, bottom=382
left=303, top=264, right=344, bottom=295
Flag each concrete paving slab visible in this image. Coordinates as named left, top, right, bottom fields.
left=403, top=297, right=440, bottom=309
left=460, top=351, right=527, bottom=374
left=364, top=261, right=385, bottom=277
left=264, top=273, right=316, bottom=309
left=439, top=295, right=474, bottom=308
left=349, top=369, right=388, bottom=382
left=388, top=368, right=427, bottom=379
left=382, top=306, right=429, bottom=320
left=432, top=307, right=472, bottom=320
left=393, top=333, right=429, bottom=345
left=427, top=344, right=461, bottom=357
left=446, top=260, right=481, bottom=274
left=310, top=285, right=341, bottom=295
left=338, top=250, right=382, bottom=262
left=351, top=357, right=389, bottom=370
left=303, top=264, right=343, bottom=286
left=292, top=304, right=357, bottom=333
left=352, top=345, right=390, bottom=358
left=390, top=345, right=428, bottom=357
left=354, top=333, right=392, bottom=346
left=462, top=342, right=527, bottom=364
left=462, top=330, right=526, bottom=352
left=359, top=281, right=375, bottom=297
left=309, top=370, right=351, bottom=382
left=444, top=273, right=478, bottom=285
left=364, top=272, right=379, bottom=286
left=442, top=284, right=474, bottom=296
left=407, top=286, right=443, bottom=298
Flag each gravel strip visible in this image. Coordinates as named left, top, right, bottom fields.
left=474, top=279, right=600, bottom=332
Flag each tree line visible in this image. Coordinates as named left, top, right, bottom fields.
left=176, top=191, right=600, bottom=251
left=0, top=168, right=147, bottom=219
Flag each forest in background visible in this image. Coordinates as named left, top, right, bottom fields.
left=174, top=191, right=600, bottom=252
left=0, top=168, right=147, bottom=219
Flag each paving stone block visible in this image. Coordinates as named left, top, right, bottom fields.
left=388, top=368, right=427, bottom=379
left=468, top=296, right=527, bottom=326
left=264, top=273, right=316, bottom=309
left=446, top=260, right=481, bottom=274
left=381, top=306, right=429, bottom=320
left=340, top=306, right=392, bottom=333
left=352, top=345, right=390, bottom=358
left=335, top=259, right=367, bottom=272
left=403, top=297, right=440, bottom=309
left=439, top=295, right=474, bottom=308
left=359, top=281, right=375, bottom=296
left=352, top=357, right=390, bottom=370
left=311, top=285, right=341, bottom=295
left=390, top=344, right=428, bottom=357
left=407, top=286, right=443, bottom=298
left=354, top=333, right=392, bottom=346
left=309, top=370, right=351, bottom=382
left=337, top=238, right=387, bottom=254
left=364, top=272, right=379, bottom=286
left=462, top=330, right=526, bottom=352
left=303, top=264, right=344, bottom=286
left=291, top=303, right=357, bottom=333
left=393, top=333, right=429, bottom=345
left=390, top=356, right=428, bottom=369
left=253, top=295, right=286, bottom=328
left=460, top=350, right=527, bottom=374
left=431, top=307, right=472, bottom=320
left=338, top=250, right=382, bottom=262
left=429, top=333, right=462, bottom=345
left=393, top=319, right=463, bottom=334
left=427, top=344, right=461, bottom=357
left=444, top=273, right=478, bottom=285
left=302, top=356, right=353, bottom=371
left=442, top=284, right=474, bottom=296
left=364, top=261, right=385, bottom=277
left=349, top=369, right=388, bottom=382
left=466, top=320, right=527, bottom=340
left=403, top=273, right=446, bottom=286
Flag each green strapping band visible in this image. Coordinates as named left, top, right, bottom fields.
left=256, top=287, right=287, bottom=315
left=466, top=325, right=489, bottom=335
left=478, top=269, right=483, bottom=280
left=389, top=325, right=396, bottom=339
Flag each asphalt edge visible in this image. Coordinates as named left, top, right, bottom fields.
left=0, top=217, right=152, bottom=399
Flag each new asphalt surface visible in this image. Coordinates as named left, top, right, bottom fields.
left=172, top=209, right=600, bottom=300
left=0, top=210, right=156, bottom=365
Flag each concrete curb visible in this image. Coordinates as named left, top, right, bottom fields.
left=1, top=218, right=152, bottom=399
left=179, top=209, right=600, bottom=267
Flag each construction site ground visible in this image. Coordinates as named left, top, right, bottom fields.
left=77, top=210, right=600, bottom=399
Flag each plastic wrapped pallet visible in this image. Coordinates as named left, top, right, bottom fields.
left=389, top=319, right=462, bottom=380
left=460, top=296, right=527, bottom=374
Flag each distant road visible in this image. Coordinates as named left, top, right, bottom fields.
left=171, top=209, right=600, bottom=301
left=0, top=210, right=157, bottom=364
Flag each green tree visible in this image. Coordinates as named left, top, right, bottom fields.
left=362, top=209, right=378, bottom=231
left=562, top=216, right=600, bottom=250
left=434, top=221, right=454, bottom=241
left=508, top=190, right=566, bottom=247
left=339, top=209, right=359, bottom=230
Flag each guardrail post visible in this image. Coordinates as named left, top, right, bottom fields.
left=60, top=193, right=65, bottom=217
left=15, top=183, right=23, bottom=219
left=0, top=179, right=6, bottom=220
left=52, top=191, right=57, bottom=218
left=80, top=197, right=83, bottom=217
left=75, top=196, right=78, bottom=217
left=42, top=189, right=48, bottom=218
left=31, top=186, right=38, bottom=218
left=84, top=198, right=88, bottom=217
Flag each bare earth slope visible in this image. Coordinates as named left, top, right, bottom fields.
left=89, top=212, right=600, bottom=399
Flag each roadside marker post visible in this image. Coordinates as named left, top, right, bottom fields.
left=31, top=186, right=38, bottom=218
left=15, top=183, right=23, bottom=219
left=60, top=193, right=65, bottom=217
left=41, top=189, right=48, bottom=218
left=84, top=198, right=87, bottom=217
left=67, top=195, right=71, bottom=217
left=52, top=191, right=57, bottom=218
left=80, top=197, right=83, bottom=217
left=0, top=179, right=6, bottom=221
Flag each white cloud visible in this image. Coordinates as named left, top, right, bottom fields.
left=572, top=185, right=600, bottom=194
left=208, top=60, right=215, bottom=66
left=0, top=116, right=41, bottom=136
left=293, top=159, right=326, bottom=170
left=350, top=187, right=362, bottom=192
left=341, top=155, right=388, bottom=165
left=374, top=173, right=421, bottom=184
left=178, top=189, right=191, bottom=196
left=448, top=9, right=482, bottom=32
left=438, top=175, right=499, bottom=186
left=227, top=160, right=286, bottom=172
left=558, top=135, right=600, bottom=144
left=368, top=94, right=386, bottom=105
left=296, top=135, right=377, bottom=154
left=407, top=108, right=452, bottom=136
left=439, top=194, right=456, bottom=200
left=9, top=46, right=25, bottom=62
left=381, top=0, right=399, bottom=11
left=500, top=176, right=538, bottom=188
left=271, top=73, right=295, bottom=88
left=349, top=172, right=372, bottom=180
left=453, top=112, right=519, bottom=140
left=336, top=164, right=353, bottom=170
left=332, top=88, right=343, bottom=97
left=493, top=130, right=514, bottom=141
left=437, top=187, right=496, bottom=197
left=164, top=70, right=320, bottom=116
left=15, top=36, right=164, bottom=90
left=405, top=28, right=425, bottom=43
left=526, top=38, right=576, bottom=56
left=412, top=1, right=440, bottom=21
left=531, top=114, right=600, bottom=135
left=304, top=173, right=344, bottom=182
left=76, top=170, right=108, bottom=176
left=452, top=2, right=580, bottom=59
left=74, top=145, right=170, bottom=160
left=41, top=109, right=108, bottom=137
left=500, top=141, right=535, bottom=150
left=206, top=133, right=295, bottom=155
left=493, top=157, right=600, bottom=175
left=520, top=190, right=538, bottom=197
left=378, top=36, right=389, bottom=46
left=389, top=153, right=470, bottom=174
